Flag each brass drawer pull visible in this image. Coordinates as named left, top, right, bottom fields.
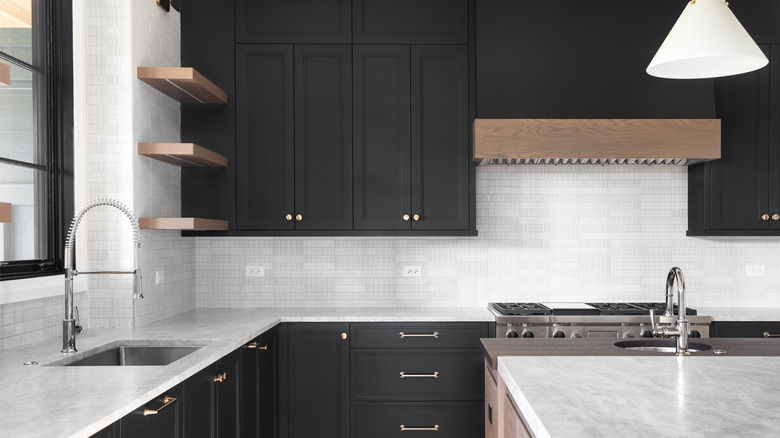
left=399, top=331, right=439, bottom=339
left=143, top=395, right=177, bottom=416
left=213, top=372, right=227, bottom=383
left=400, top=425, right=439, bottom=432
left=400, top=371, right=439, bottom=379
left=763, top=332, right=780, bottom=337
left=244, top=342, right=269, bottom=350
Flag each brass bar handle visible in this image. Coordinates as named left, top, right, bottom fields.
left=259, top=345, right=268, bottom=350
left=400, top=371, right=439, bottom=379
left=400, top=425, right=439, bottom=432
left=399, top=331, right=439, bottom=339
left=762, top=214, right=770, bottom=221
left=213, top=372, right=227, bottom=383
left=143, top=395, right=177, bottom=416
left=763, top=332, right=780, bottom=337
left=245, top=341, right=258, bottom=349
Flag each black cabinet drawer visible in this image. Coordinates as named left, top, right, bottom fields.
left=350, top=323, right=489, bottom=349
left=352, top=402, right=483, bottom=438
left=353, top=0, right=469, bottom=44
left=351, top=349, right=483, bottom=401
left=712, top=321, right=780, bottom=338
left=119, top=386, right=182, bottom=438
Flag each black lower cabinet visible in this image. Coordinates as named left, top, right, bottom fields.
left=352, top=402, right=483, bottom=438
left=183, top=363, right=217, bottom=438
left=286, top=323, right=350, bottom=438
left=711, top=321, right=780, bottom=338
left=216, top=351, right=241, bottom=437
left=241, top=326, right=280, bottom=438
left=120, top=385, right=183, bottom=438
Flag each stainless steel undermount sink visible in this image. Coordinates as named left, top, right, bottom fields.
left=49, top=341, right=206, bottom=366
left=614, top=339, right=713, bottom=353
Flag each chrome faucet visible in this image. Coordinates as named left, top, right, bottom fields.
left=62, top=199, right=143, bottom=354
left=648, top=267, right=690, bottom=355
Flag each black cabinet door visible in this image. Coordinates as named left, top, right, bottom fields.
left=353, top=0, right=468, bottom=44
left=89, top=423, right=117, bottom=438
left=236, top=0, right=351, bottom=44
left=768, top=45, right=780, bottom=229
left=120, top=386, right=182, bottom=438
left=240, top=327, right=279, bottom=438
left=183, top=364, right=217, bottom=438
left=476, top=0, right=715, bottom=118
left=712, top=321, right=780, bottom=338
left=236, top=44, right=295, bottom=230
left=294, top=45, right=353, bottom=230
left=287, top=323, right=350, bottom=438
left=709, top=45, right=770, bottom=230
left=216, top=351, right=241, bottom=438
left=411, top=45, right=470, bottom=230
left=353, top=45, right=412, bottom=230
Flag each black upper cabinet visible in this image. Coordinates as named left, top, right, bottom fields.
left=353, top=0, right=468, bottom=44
left=236, top=44, right=295, bottom=230
left=729, top=0, right=780, bottom=44
left=236, top=0, right=351, bottom=44
left=237, top=44, right=353, bottom=231
left=294, top=45, right=353, bottom=230
left=354, top=45, right=471, bottom=231
left=688, top=45, right=779, bottom=235
left=476, top=0, right=715, bottom=118
left=287, top=323, right=350, bottom=438
left=353, top=45, right=411, bottom=230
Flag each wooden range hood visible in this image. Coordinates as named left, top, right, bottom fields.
left=474, top=119, right=721, bottom=166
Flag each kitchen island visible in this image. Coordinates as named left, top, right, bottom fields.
left=498, top=354, right=780, bottom=438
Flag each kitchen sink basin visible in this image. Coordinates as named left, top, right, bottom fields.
left=614, top=339, right=713, bottom=353
left=51, top=341, right=205, bottom=366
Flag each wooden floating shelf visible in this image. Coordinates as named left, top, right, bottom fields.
left=138, top=143, right=227, bottom=167
left=139, top=217, right=228, bottom=231
left=0, top=202, right=11, bottom=223
left=137, top=67, right=227, bottom=104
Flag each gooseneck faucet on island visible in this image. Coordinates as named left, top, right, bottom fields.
left=62, top=199, right=143, bottom=354
left=648, top=267, right=690, bottom=356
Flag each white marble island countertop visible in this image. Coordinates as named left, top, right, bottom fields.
left=0, top=307, right=492, bottom=438
left=499, top=355, right=780, bottom=438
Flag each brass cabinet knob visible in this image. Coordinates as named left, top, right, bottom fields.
left=285, top=214, right=293, bottom=221
left=341, top=332, right=348, bottom=340
left=773, top=214, right=779, bottom=221
left=296, top=214, right=303, bottom=221
left=762, top=214, right=770, bottom=221
left=412, top=214, right=420, bottom=221
left=403, top=214, right=410, bottom=221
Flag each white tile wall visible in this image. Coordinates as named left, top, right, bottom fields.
left=195, top=165, right=780, bottom=310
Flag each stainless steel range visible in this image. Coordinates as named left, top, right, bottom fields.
left=489, top=302, right=713, bottom=339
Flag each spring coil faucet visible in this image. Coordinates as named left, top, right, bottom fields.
left=62, top=198, right=143, bottom=353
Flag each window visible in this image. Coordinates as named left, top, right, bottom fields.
left=0, top=0, right=73, bottom=280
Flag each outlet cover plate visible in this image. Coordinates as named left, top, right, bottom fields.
left=403, top=266, right=422, bottom=277
left=746, top=265, right=765, bottom=277
left=246, top=265, right=265, bottom=277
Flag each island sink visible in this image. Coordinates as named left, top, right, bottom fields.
left=614, top=339, right=713, bottom=353
left=50, top=341, right=205, bottom=366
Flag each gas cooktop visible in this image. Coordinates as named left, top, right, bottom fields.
left=491, top=302, right=698, bottom=316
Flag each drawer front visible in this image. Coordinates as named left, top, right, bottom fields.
left=351, top=349, right=483, bottom=401
left=712, top=321, right=780, bottom=338
left=350, top=322, right=489, bottom=349
left=352, top=402, right=483, bottom=438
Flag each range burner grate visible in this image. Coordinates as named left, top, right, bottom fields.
left=492, top=303, right=552, bottom=316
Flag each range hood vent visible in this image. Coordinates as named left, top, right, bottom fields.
left=474, top=119, right=721, bottom=166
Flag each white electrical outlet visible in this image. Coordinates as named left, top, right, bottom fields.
left=246, top=265, right=265, bottom=277
left=746, top=265, right=766, bottom=277
left=155, top=270, right=164, bottom=285
left=403, top=266, right=422, bottom=277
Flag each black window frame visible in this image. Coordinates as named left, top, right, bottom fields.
left=0, top=0, right=74, bottom=281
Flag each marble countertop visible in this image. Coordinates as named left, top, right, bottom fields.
left=499, top=354, right=780, bottom=438
left=0, top=307, right=493, bottom=438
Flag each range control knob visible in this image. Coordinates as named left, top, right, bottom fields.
left=689, top=330, right=702, bottom=338
left=552, top=331, right=565, bottom=338
left=506, top=330, right=519, bottom=339
left=570, top=333, right=582, bottom=339
left=623, top=332, right=635, bottom=339
left=521, top=330, right=534, bottom=338
left=640, top=330, right=654, bottom=338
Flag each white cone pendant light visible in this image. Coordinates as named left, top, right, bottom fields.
left=647, top=0, right=768, bottom=79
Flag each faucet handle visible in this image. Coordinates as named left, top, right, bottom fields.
left=74, top=306, right=83, bottom=335
left=648, top=309, right=657, bottom=332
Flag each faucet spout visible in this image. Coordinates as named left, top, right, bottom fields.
left=652, top=267, right=690, bottom=356
left=62, top=199, right=142, bottom=354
